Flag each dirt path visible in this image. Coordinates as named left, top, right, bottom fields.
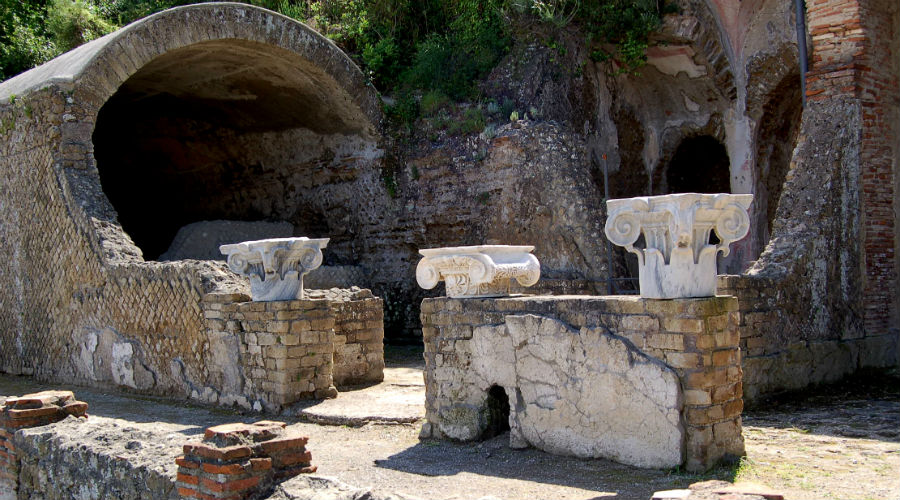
left=1, top=351, right=897, bottom=500
left=738, top=373, right=900, bottom=500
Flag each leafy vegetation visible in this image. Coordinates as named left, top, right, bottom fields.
left=2, top=0, right=671, bottom=102
left=47, top=0, right=115, bottom=52
left=1, top=0, right=56, bottom=81
left=579, top=0, right=677, bottom=71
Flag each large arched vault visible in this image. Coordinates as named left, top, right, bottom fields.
left=3, top=2, right=382, bottom=262
left=0, top=3, right=384, bottom=399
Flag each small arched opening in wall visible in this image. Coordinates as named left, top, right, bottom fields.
left=662, top=135, right=732, bottom=195
left=481, top=385, right=511, bottom=440
left=93, top=38, right=378, bottom=262
left=751, top=73, right=803, bottom=259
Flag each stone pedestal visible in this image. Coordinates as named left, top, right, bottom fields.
left=420, top=295, right=744, bottom=471
left=220, top=237, right=329, bottom=301
left=605, top=193, right=752, bottom=298
left=416, top=245, right=541, bottom=298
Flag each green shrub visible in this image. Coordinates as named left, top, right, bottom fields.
left=448, top=106, right=485, bottom=136
left=0, top=0, right=56, bottom=80
left=47, top=0, right=115, bottom=53
left=384, top=89, right=419, bottom=127
left=421, top=90, right=451, bottom=116
left=579, top=0, right=675, bottom=72
left=362, top=36, right=404, bottom=88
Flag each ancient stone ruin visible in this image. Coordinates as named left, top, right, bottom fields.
left=0, top=3, right=386, bottom=410
left=418, top=227, right=746, bottom=471
left=0, top=0, right=896, bottom=487
left=605, top=193, right=753, bottom=298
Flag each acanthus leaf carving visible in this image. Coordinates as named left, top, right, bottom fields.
left=604, top=193, right=752, bottom=299
left=219, top=237, right=329, bottom=301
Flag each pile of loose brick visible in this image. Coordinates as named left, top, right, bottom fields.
left=176, top=421, right=315, bottom=500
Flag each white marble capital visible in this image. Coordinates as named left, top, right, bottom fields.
left=219, top=237, right=329, bottom=301
left=416, top=245, right=541, bottom=298
left=604, top=193, right=753, bottom=299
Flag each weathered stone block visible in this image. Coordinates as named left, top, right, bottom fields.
left=421, top=295, right=744, bottom=471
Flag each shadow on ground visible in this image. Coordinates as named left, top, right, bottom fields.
left=744, top=368, right=900, bottom=442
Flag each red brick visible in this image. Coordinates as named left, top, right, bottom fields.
left=178, top=487, right=200, bottom=498
left=176, top=455, right=200, bottom=469
left=258, top=435, right=309, bottom=454
left=200, top=475, right=260, bottom=493
left=177, top=472, right=200, bottom=485
left=63, top=402, right=88, bottom=416
left=6, top=407, right=62, bottom=419
left=184, top=443, right=252, bottom=461
left=250, top=457, right=272, bottom=471
left=275, top=465, right=317, bottom=479
left=201, top=462, right=247, bottom=475
left=272, top=450, right=312, bottom=467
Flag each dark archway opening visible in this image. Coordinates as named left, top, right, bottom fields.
left=753, top=74, right=803, bottom=255
left=482, top=385, right=511, bottom=440
left=93, top=39, right=374, bottom=262
left=665, top=136, right=731, bottom=194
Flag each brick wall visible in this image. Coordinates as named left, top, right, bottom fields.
left=805, top=0, right=899, bottom=336
left=201, top=290, right=385, bottom=411
left=329, top=297, right=385, bottom=386
left=176, top=421, right=315, bottom=500
left=203, top=295, right=337, bottom=411
left=719, top=275, right=898, bottom=400
left=420, top=295, right=743, bottom=472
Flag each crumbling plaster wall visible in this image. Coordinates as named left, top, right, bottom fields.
left=420, top=295, right=745, bottom=472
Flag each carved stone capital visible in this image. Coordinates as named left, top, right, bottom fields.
left=416, top=245, right=541, bottom=298
left=219, top=237, right=329, bottom=301
left=604, top=193, right=752, bottom=298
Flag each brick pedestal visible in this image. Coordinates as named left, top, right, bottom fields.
left=177, top=421, right=315, bottom=500
left=201, top=288, right=385, bottom=412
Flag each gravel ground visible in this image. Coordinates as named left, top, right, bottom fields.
left=1, top=351, right=897, bottom=500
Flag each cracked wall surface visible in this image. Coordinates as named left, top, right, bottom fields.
left=421, top=296, right=744, bottom=472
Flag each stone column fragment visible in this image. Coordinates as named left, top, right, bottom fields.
left=220, top=237, right=329, bottom=301
left=605, top=193, right=753, bottom=298
left=416, top=245, right=541, bottom=298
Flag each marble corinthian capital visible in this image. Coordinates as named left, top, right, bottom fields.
left=604, top=193, right=753, bottom=299
left=219, top=237, right=329, bottom=301
left=416, top=245, right=541, bottom=298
